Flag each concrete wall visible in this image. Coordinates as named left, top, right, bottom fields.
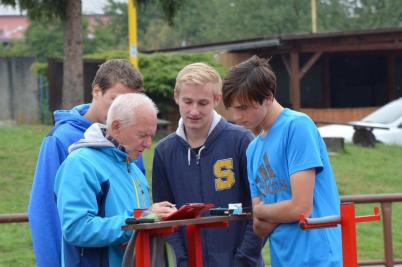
left=0, top=57, right=38, bottom=123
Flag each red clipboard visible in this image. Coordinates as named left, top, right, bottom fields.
left=163, top=203, right=215, bottom=221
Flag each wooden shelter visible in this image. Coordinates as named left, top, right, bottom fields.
left=143, top=28, right=402, bottom=122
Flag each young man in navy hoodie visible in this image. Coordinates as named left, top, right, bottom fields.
left=152, top=62, right=265, bottom=267
left=28, top=59, right=146, bottom=267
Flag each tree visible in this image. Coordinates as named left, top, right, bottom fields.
left=0, top=0, right=83, bottom=108
left=0, top=0, right=184, bottom=108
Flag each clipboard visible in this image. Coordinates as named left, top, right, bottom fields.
left=163, top=203, right=215, bottom=221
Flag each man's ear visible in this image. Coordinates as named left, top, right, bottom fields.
left=174, top=89, right=180, bottom=105
left=266, top=93, right=274, bottom=104
left=92, top=85, right=102, bottom=99
left=110, top=120, right=121, bottom=137
left=213, top=93, right=222, bottom=107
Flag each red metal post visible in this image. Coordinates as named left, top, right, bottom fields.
left=135, top=231, right=151, bottom=267
left=299, top=203, right=380, bottom=267
left=341, top=203, right=358, bottom=267
left=186, top=220, right=229, bottom=267
left=187, top=224, right=203, bottom=267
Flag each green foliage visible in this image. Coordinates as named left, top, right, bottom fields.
left=85, top=1, right=129, bottom=54
left=135, top=0, right=402, bottom=49
left=84, top=50, right=129, bottom=60
left=31, top=62, right=47, bottom=75
left=24, top=19, right=64, bottom=61
left=0, top=40, right=29, bottom=57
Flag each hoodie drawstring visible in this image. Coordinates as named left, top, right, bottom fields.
left=187, top=146, right=205, bottom=166
left=187, top=148, right=191, bottom=166
left=196, top=146, right=205, bottom=165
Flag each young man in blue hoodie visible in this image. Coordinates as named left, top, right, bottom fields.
left=152, top=63, right=265, bottom=267
left=28, top=59, right=146, bottom=267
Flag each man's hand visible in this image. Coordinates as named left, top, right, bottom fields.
left=150, top=201, right=177, bottom=220
left=252, top=198, right=277, bottom=238
left=252, top=197, right=265, bottom=220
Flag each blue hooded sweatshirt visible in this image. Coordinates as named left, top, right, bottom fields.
left=55, top=123, right=150, bottom=267
left=152, top=111, right=265, bottom=267
left=28, top=104, right=145, bottom=267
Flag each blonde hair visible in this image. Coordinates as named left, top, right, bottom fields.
left=175, top=62, right=222, bottom=95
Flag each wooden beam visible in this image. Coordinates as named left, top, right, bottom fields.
left=387, top=53, right=397, bottom=101
left=281, top=54, right=291, bottom=75
left=322, top=55, right=331, bottom=107
left=290, top=52, right=301, bottom=109
left=300, top=51, right=322, bottom=79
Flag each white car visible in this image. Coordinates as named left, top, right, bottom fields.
left=318, top=97, right=402, bottom=146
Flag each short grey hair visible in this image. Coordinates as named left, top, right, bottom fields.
left=106, top=93, right=159, bottom=129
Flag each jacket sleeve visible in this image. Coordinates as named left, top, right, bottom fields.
left=152, top=147, right=188, bottom=267
left=234, top=132, right=265, bottom=267
left=55, top=156, right=132, bottom=247
left=28, top=136, right=66, bottom=267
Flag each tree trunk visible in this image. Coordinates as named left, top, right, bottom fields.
left=62, top=0, right=83, bottom=109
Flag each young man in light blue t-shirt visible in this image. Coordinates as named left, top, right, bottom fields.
left=222, top=55, right=343, bottom=267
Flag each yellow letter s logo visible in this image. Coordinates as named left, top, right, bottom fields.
left=214, top=158, right=235, bottom=191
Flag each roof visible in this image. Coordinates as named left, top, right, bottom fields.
left=139, top=27, right=402, bottom=54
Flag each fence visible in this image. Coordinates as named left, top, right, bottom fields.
left=1, top=193, right=401, bottom=266
left=0, top=56, right=39, bottom=123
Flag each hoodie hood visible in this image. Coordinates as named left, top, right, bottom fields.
left=175, top=110, right=222, bottom=165
left=54, top=104, right=92, bottom=132
left=68, top=123, right=114, bottom=153
left=175, top=110, right=222, bottom=141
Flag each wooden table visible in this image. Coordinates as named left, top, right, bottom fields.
left=122, top=214, right=251, bottom=267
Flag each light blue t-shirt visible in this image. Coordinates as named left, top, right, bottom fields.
left=246, top=108, right=343, bottom=267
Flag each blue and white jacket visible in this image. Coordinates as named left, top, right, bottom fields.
left=152, top=111, right=265, bottom=267
left=28, top=104, right=146, bottom=267
left=54, top=123, right=150, bottom=267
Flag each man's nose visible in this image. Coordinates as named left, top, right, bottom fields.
left=189, top=104, right=200, bottom=115
left=232, top=111, right=242, bottom=123
left=144, top=136, right=152, bottom=148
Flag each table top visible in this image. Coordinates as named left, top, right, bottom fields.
left=122, top=214, right=251, bottom=231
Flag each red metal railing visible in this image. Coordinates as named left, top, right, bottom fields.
left=1, top=193, right=402, bottom=266
left=340, top=193, right=402, bottom=267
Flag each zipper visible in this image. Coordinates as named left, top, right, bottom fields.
left=127, top=156, right=145, bottom=208
left=126, top=156, right=131, bottom=173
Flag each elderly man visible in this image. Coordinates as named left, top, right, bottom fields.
left=54, top=93, right=176, bottom=267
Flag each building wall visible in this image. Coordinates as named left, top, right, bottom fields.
left=0, top=15, right=28, bottom=42
left=0, top=57, right=39, bottom=123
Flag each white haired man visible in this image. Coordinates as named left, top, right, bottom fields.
left=54, top=93, right=176, bottom=267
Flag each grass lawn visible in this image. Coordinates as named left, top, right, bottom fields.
left=0, top=124, right=401, bottom=266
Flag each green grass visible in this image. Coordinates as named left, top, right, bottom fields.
left=0, top=124, right=401, bottom=266
left=0, top=125, right=51, bottom=267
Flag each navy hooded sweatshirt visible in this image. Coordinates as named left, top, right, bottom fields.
left=152, top=112, right=265, bottom=267
left=28, top=104, right=145, bottom=267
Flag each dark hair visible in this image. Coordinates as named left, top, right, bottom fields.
left=222, top=55, right=276, bottom=108
left=92, top=59, right=144, bottom=94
